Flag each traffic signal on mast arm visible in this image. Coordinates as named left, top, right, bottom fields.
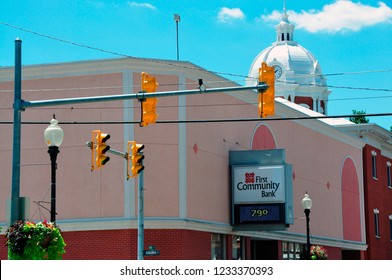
left=140, top=72, right=159, bottom=127
left=91, top=130, right=110, bottom=171
left=127, top=141, right=145, bottom=179
left=258, top=62, right=275, bottom=118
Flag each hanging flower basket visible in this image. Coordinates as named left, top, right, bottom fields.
left=310, top=245, right=328, bottom=260
left=5, top=220, right=66, bottom=260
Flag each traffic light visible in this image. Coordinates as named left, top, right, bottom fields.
left=258, top=62, right=275, bottom=118
left=127, top=141, right=145, bottom=179
left=140, top=72, right=159, bottom=127
left=91, top=130, right=110, bottom=171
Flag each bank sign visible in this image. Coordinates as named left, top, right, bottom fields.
left=233, top=165, right=285, bottom=204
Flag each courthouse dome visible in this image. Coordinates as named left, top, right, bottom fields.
left=247, top=8, right=330, bottom=113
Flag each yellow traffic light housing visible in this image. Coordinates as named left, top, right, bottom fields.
left=127, top=141, right=145, bottom=179
left=258, top=62, right=275, bottom=118
left=91, top=130, right=110, bottom=171
left=140, top=72, right=159, bottom=127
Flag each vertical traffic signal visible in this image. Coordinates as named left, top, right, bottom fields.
left=127, top=141, right=145, bottom=179
left=258, top=62, right=275, bottom=118
left=91, top=130, right=110, bottom=171
left=140, top=72, right=159, bottom=127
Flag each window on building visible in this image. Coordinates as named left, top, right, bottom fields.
left=387, top=162, right=391, bottom=188
left=389, top=215, right=392, bottom=241
left=211, top=234, right=225, bottom=260
left=287, top=33, right=290, bottom=41
left=232, top=236, right=244, bottom=260
left=282, top=242, right=303, bottom=260
left=372, top=151, right=377, bottom=179
left=374, top=209, right=380, bottom=238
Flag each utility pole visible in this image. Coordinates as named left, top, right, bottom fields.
left=10, top=38, right=22, bottom=225
left=137, top=162, right=144, bottom=260
left=174, top=14, right=180, bottom=61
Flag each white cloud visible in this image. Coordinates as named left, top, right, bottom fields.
left=218, top=7, right=245, bottom=23
left=263, top=1, right=392, bottom=33
left=128, top=1, right=156, bottom=10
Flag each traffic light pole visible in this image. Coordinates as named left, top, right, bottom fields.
left=21, top=84, right=267, bottom=109
left=86, top=141, right=145, bottom=260
left=86, top=142, right=127, bottom=159
left=137, top=158, right=144, bottom=260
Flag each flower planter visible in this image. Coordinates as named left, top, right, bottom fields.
left=5, top=220, right=66, bottom=260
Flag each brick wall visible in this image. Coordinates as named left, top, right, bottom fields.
left=0, top=234, right=6, bottom=259
left=1, top=229, right=212, bottom=260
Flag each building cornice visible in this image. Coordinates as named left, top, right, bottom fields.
left=273, top=98, right=365, bottom=149
left=335, top=123, right=392, bottom=157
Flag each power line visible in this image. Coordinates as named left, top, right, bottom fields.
left=0, top=21, right=243, bottom=79
left=0, top=78, right=391, bottom=95
left=2, top=21, right=392, bottom=82
left=1, top=20, right=392, bottom=95
left=0, top=112, right=391, bottom=125
left=275, top=80, right=392, bottom=93
left=324, top=69, right=392, bottom=77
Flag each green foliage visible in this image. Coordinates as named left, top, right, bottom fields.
left=349, top=110, right=369, bottom=124
left=310, top=245, right=328, bottom=260
left=5, top=220, right=66, bottom=260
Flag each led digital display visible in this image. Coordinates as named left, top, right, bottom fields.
left=234, top=204, right=284, bottom=224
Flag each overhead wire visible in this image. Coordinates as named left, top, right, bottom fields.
left=0, top=112, right=391, bottom=125
left=0, top=21, right=244, bottom=79
left=1, top=21, right=392, bottom=121
left=2, top=21, right=392, bottom=84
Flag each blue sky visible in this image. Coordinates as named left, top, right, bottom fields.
left=1, top=0, right=391, bottom=130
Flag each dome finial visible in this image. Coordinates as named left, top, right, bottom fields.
left=276, top=0, right=294, bottom=42
left=282, top=0, right=289, bottom=23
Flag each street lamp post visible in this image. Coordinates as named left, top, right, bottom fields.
left=301, top=192, right=312, bottom=260
left=44, top=116, right=64, bottom=224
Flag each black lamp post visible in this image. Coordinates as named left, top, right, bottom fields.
left=301, top=192, right=312, bottom=260
left=44, top=116, right=64, bottom=224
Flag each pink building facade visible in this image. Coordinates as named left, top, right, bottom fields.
left=0, top=57, right=367, bottom=259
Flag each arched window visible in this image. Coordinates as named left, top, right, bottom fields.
left=251, top=124, right=277, bottom=150
left=341, top=157, right=361, bottom=241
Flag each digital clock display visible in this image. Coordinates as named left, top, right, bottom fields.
left=234, top=204, right=284, bottom=224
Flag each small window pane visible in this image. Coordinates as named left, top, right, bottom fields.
left=232, top=236, right=242, bottom=260
left=374, top=212, right=380, bottom=238
left=372, top=155, right=377, bottom=179
left=211, top=234, right=224, bottom=260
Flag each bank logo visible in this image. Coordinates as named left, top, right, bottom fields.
left=245, top=172, right=255, bottom=183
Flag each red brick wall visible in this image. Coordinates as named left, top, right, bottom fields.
left=363, top=145, right=392, bottom=260
left=294, top=96, right=312, bottom=110
left=1, top=229, right=212, bottom=260
left=0, top=234, right=7, bottom=259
